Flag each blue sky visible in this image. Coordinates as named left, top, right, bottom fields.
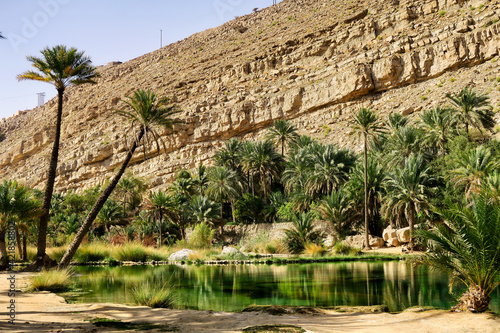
left=0, top=0, right=281, bottom=119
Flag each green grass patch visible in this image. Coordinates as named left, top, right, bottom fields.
left=113, top=243, right=148, bottom=262
left=29, top=268, right=73, bottom=292
left=130, top=281, right=178, bottom=308
left=47, top=246, right=68, bottom=262
left=74, top=243, right=110, bottom=263
left=90, top=318, right=178, bottom=331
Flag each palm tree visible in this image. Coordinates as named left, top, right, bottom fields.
left=385, top=125, right=425, bottom=166
left=282, top=148, right=312, bottom=194
left=386, top=113, right=409, bottom=134
left=418, top=107, right=453, bottom=156
left=17, top=45, right=99, bottom=267
left=206, top=166, right=242, bottom=224
left=418, top=194, right=500, bottom=312
left=349, top=108, right=385, bottom=249
left=383, top=154, right=436, bottom=251
left=97, top=200, right=122, bottom=238
left=346, top=157, right=386, bottom=235
left=285, top=212, right=323, bottom=254
left=186, top=196, right=219, bottom=226
left=266, top=119, right=299, bottom=156
left=114, top=174, right=147, bottom=217
left=59, top=89, right=181, bottom=267
left=194, top=164, right=209, bottom=195
left=241, top=140, right=284, bottom=202
left=317, top=187, right=354, bottom=239
left=446, top=86, right=495, bottom=136
left=450, top=146, right=498, bottom=200
left=144, top=190, right=176, bottom=247
left=214, top=138, right=242, bottom=172
left=0, top=181, right=41, bottom=268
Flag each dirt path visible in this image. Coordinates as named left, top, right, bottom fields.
left=1, top=272, right=499, bottom=333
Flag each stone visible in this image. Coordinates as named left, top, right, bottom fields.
left=221, top=246, right=241, bottom=256
left=396, top=227, right=411, bottom=243
left=323, top=235, right=336, bottom=249
left=344, top=235, right=385, bottom=249
left=168, top=249, right=195, bottom=261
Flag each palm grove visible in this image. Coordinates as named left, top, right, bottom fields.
left=1, top=45, right=500, bottom=312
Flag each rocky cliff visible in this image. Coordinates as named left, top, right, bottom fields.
left=1, top=0, right=500, bottom=192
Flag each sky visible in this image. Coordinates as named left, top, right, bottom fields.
left=0, top=0, right=282, bottom=120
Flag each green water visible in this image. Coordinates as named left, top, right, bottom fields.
left=68, top=261, right=500, bottom=312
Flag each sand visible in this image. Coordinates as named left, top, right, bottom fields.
left=1, top=266, right=499, bottom=333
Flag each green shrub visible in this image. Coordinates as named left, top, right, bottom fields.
left=74, top=244, right=110, bottom=263
left=188, top=222, right=214, bottom=249
left=234, top=193, right=265, bottom=224
left=113, top=243, right=148, bottom=262
left=332, top=242, right=362, bottom=255
left=29, top=268, right=73, bottom=292
left=47, top=246, right=69, bottom=262
left=285, top=212, right=323, bottom=254
left=130, top=281, right=178, bottom=308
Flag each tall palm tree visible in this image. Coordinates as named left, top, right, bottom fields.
left=418, top=194, right=500, bottom=312
left=194, top=164, right=209, bottom=195
left=59, top=89, right=181, bottom=267
left=266, top=119, right=299, bottom=156
left=450, top=146, right=498, bottom=200
left=114, top=174, right=147, bottom=217
left=186, top=196, right=219, bottom=226
left=418, top=106, right=453, bottom=156
left=383, top=154, right=436, bottom=251
left=282, top=148, right=312, bottom=194
left=17, top=45, right=99, bottom=267
left=206, top=166, right=242, bottom=224
left=214, top=138, right=242, bottom=172
left=144, top=190, right=176, bottom=247
left=349, top=108, right=385, bottom=249
left=317, top=187, right=354, bottom=239
left=446, top=86, right=495, bottom=136
left=385, top=125, right=425, bottom=166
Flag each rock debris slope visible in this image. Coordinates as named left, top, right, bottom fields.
left=1, top=0, right=500, bottom=192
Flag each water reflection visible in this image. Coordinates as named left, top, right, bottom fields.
left=70, top=261, right=499, bottom=312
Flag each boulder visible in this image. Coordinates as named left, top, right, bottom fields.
left=369, top=236, right=385, bottom=249
left=168, top=249, right=195, bottom=261
left=323, top=235, right=336, bottom=249
left=221, top=246, right=241, bottom=256
left=396, top=227, right=411, bottom=243
left=344, top=235, right=385, bottom=249
left=382, top=226, right=400, bottom=247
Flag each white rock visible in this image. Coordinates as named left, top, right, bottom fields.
left=396, top=227, right=411, bottom=243
left=221, top=246, right=240, bottom=256
left=169, top=249, right=195, bottom=261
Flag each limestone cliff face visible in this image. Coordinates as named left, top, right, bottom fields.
left=1, top=0, right=500, bottom=192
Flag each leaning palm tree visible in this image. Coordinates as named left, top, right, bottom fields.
left=59, top=89, right=181, bottom=267
left=383, top=154, right=437, bottom=251
left=17, top=45, right=99, bottom=267
left=450, top=146, right=498, bottom=200
left=349, top=108, right=385, bottom=249
left=206, top=166, right=242, bottom=224
left=266, top=119, right=299, bottom=156
left=446, top=86, right=495, bottom=136
left=418, top=194, right=500, bottom=312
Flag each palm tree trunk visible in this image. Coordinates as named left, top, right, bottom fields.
left=0, top=232, right=8, bottom=268
left=22, top=231, right=27, bottom=262
left=59, top=129, right=144, bottom=267
left=15, top=227, right=22, bottom=261
left=281, top=138, right=285, bottom=156
left=231, top=201, right=236, bottom=223
left=158, top=211, right=163, bottom=247
left=408, top=207, right=415, bottom=252
left=36, top=88, right=64, bottom=267
left=363, top=132, right=371, bottom=250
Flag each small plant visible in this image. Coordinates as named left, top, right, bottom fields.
left=437, top=82, right=443, bottom=87
left=377, top=35, right=382, bottom=40
left=438, top=10, right=446, bottom=17
left=421, top=95, right=428, bottom=101
left=450, top=77, right=456, bottom=83
left=113, top=243, right=148, bottom=262
left=130, top=281, right=178, bottom=308
left=322, top=125, right=331, bottom=136
left=188, top=222, right=214, bottom=249
left=74, top=244, right=110, bottom=263
left=470, top=6, right=476, bottom=11
left=303, top=243, right=326, bottom=257
left=478, top=3, right=484, bottom=10
left=188, top=251, right=204, bottom=261
left=29, top=268, right=73, bottom=292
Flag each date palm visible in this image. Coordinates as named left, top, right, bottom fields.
left=17, top=45, right=98, bottom=267
left=317, top=186, right=354, bottom=239
left=383, top=154, right=437, bottom=251
left=97, top=200, right=122, bottom=238
left=187, top=196, right=219, bottom=226
left=214, top=138, right=242, bottom=172
left=59, top=89, right=181, bottom=267
left=419, top=107, right=453, bottom=156
left=266, top=119, right=299, bottom=156
left=349, top=108, right=385, bottom=249
left=206, top=166, right=242, bottom=224
left=418, top=194, right=500, bottom=312
left=450, top=146, right=498, bottom=200
left=144, top=190, right=176, bottom=247
left=446, top=86, right=495, bottom=136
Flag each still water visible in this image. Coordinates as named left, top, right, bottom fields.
left=68, top=261, right=500, bottom=312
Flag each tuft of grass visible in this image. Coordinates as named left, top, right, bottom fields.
left=332, top=242, right=362, bottom=256
left=130, top=281, right=178, bottom=308
left=26, top=246, right=37, bottom=262
left=188, top=251, right=204, bottom=261
left=113, top=243, right=148, bottom=262
left=450, top=77, right=456, bottom=83
left=188, top=222, right=214, bottom=249
left=29, top=268, right=73, bottom=292
left=145, top=247, right=170, bottom=261
left=74, top=243, right=110, bottom=263
left=438, top=10, right=446, bottom=17
left=303, top=243, right=327, bottom=257
left=47, top=246, right=69, bottom=262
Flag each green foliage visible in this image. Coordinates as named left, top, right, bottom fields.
left=29, top=268, right=73, bottom=292
left=113, top=243, right=148, bottom=262
left=419, top=194, right=500, bottom=312
left=285, top=212, right=323, bottom=254
left=188, top=222, right=215, bottom=249
left=332, top=242, right=362, bottom=255
left=74, top=243, right=110, bottom=263
left=234, top=193, right=265, bottom=223
left=130, top=281, right=178, bottom=308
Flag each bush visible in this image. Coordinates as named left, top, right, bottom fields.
left=234, top=193, right=265, bottom=224
left=29, top=268, right=73, bottom=292
left=332, top=242, right=362, bottom=256
left=303, top=243, right=326, bottom=257
left=188, top=222, right=214, bottom=249
left=113, top=243, right=148, bottom=262
left=74, top=244, right=110, bottom=263
left=130, top=281, right=178, bottom=308
left=47, top=246, right=69, bottom=262
left=285, top=212, right=323, bottom=254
